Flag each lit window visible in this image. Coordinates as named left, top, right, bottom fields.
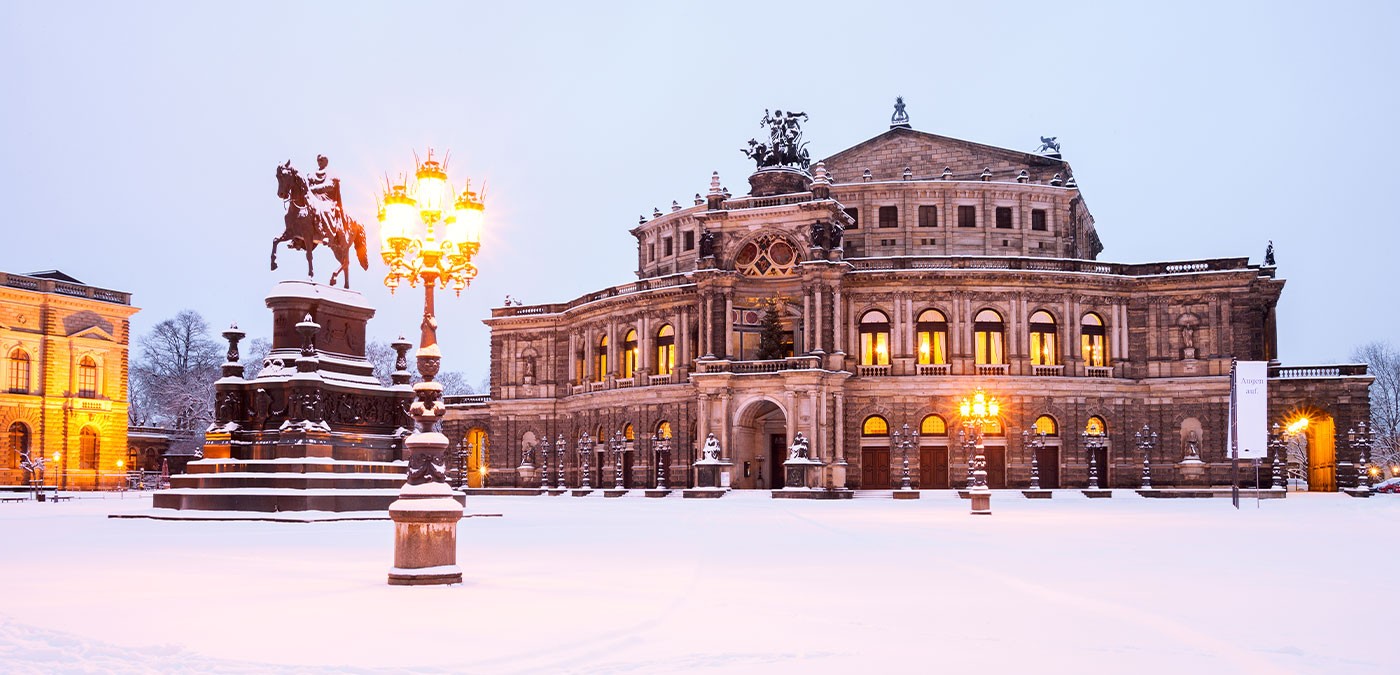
left=915, top=309, right=948, bottom=365
left=1029, top=310, right=1058, bottom=366
left=574, top=350, right=585, bottom=383
left=623, top=423, right=635, bottom=442
left=595, top=335, right=608, bottom=382
left=984, top=417, right=1005, bottom=436
left=78, top=356, right=98, bottom=398
left=8, top=348, right=30, bottom=393
left=1085, top=416, right=1106, bottom=435
left=79, top=426, right=99, bottom=470
left=656, top=420, right=672, bottom=440
left=655, top=324, right=675, bottom=376
left=1081, top=313, right=1109, bottom=367
left=973, top=309, right=1005, bottom=365
left=862, top=415, right=889, bottom=437
left=1033, top=415, right=1058, bottom=436
left=920, top=415, right=947, bottom=436
left=621, top=330, right=639, bottom=378
left=859, top=310, right=890, bottom=366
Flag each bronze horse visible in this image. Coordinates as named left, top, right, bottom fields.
left=272, top=161, right=368, bottom=288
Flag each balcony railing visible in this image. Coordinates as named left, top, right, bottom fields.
left=1269, top=364, right=1369, bottom=379
left=975, top=364, right=1009, bottom=376
left=847, top=255, right=1259, bottom=278
left=856, top=364, right=891, bottom=377
left=1031, top=365, right=1064, bottom=377
left=915, top=363, right=950, bottom=376
left=588, top=380, right=607, bottom=392
left=648, top=373, right=675, bottom=386
left=696, top=355, right=822, bottom=374
left=1085, top=366, right=1113, bottom=378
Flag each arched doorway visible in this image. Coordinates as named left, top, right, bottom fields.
left=1282, top=412, right=1336, bottom=492
left=465, top=428, right=489, bottom=488
left=733, top=399, right=787, bottom=489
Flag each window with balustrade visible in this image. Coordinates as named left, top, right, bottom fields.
left=915, top=309, right=948, bottom=366
left=1029, top=310, right=1059, bottom=366
left=8, top=348, right=30, bottom=393
left=78, top=355, right=98, bottom=398
left=594, top=335, right=608, bottom=382
left=656, top=324, right=675, bottom=376
left=1081, top=313, right=1109, bottom=367
left=621, top=330, right=639, bottom=378
left=859, top=311, right=890, bottom=366
left=973, top=309, right=1005, bottom=365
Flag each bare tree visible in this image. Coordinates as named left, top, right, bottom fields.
left=240, top=337, right=272, bottom=379
left=1351, top=341, right=1400, bottom=474
left=365, top=339, right=473, bottom=395
left=130, top=310, right=222, bottom=431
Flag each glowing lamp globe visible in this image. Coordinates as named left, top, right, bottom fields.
left=380, top=185, right=417, bottom=249
left=452, top=190, right=484, bottom=246
left=415, top=160, right=449, bottom=219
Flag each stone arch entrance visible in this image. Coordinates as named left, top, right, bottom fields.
left=1281, top=408, right=1336, bottom=492
left=465, top=428, right=489, bottom=488
left=733, top=398, right=788, bottom=489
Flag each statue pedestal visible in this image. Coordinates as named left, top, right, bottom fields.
left=685, top=456, right=732, bottom=498
left=388, top=481, right=464, bottom=586
left=517, top=464, right=537, bottom=488
left=783, top=456, right=823, bottom=489
left=747, top=167, right=812, bottom=197
left=1178, top=460, right=1208, bottom=487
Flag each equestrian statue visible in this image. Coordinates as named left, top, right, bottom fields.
left=272, top=154, right=368, bottom=288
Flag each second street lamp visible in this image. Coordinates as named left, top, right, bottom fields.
left=958, top=388, right=999, bottom=515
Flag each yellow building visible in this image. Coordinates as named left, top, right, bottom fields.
left=1, top=270, right=138, bottom=489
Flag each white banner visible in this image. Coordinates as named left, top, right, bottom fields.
left=1229, top=361, right=1269, bottom=460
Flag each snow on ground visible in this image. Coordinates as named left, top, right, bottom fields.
left=0, top=490, right=1395, bottom=674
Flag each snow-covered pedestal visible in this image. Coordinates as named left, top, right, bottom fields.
left=388, top=481, right=464, bottom=586
left=1177, top=458, right=1208, bottom=487
left=684, top=433, right=731, bottom=499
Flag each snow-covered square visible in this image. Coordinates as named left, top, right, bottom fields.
left=0, top=491, right=1393, bottom=674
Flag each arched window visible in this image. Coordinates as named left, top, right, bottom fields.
left=859, top=311, right=890, bottom=366
left=1029, top=311, right=1058, bottom=366
left=915, top=309, right=948, bottom=365
left=621, top=329, right=639, bottom=378
left=594, top=335, right=609, bottom=382
left=78, top=355, right=98, bottom=398
left=8, top=348, right=30, bottom=393
left=6, top=422, right=29, bottom=469
left=623, top=423, right=635, bottom=442
left=574, top=349, right=586, bottom=383
left=1033, top=415, right=1058, bottom=436
left=655, top=420, right=672, bottom=440
left=862, top=415, right=889, bottom=437
left=656, top=324, right=675, bottom=376
left=79, top=426, right=99, bottom=470
left=973, top=309, right=1005, bottom=365
left=983, top=418, right=1005, bottom=436
left=1085, top=416, right=1106, bottom=436
left=920, top=414, right=947, bottom=436
left=1081, top=313, right=1109, bottom=367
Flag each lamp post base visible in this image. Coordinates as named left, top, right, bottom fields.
left=969, top=491, right=991, bottom=515
left=387, top=483, right=464, bottom=586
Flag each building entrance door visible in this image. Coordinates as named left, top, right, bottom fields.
left=985, top=445, right=1006, bottom=488
left=768, top=434, right=787, bottom=489
left=1092, top=447, right=1109, bottom=488
left=1036, top=447, right=1060, bottom=488
left=862, top=449, right=890, bottom=489
left=920, top=447, right=949, bottom=488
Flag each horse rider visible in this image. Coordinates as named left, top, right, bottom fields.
left=307, top=154, right=345, bottom=241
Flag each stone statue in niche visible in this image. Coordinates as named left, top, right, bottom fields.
left=522, top=354, right=536, bottom=383
left=1179, top=318, right=1199, bottom=360
left=1184, top=430, right=1202, bottom=462
left=698, top=229, right=716, bottom=259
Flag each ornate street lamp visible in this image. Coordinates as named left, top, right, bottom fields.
left=891, top=423, right=916, bottom=491
left=958, top=388, right=999, bottom=515
left=382, top=151, right=484, bottom=587
left=578, top=431, right=594, bottom=490
left=1268, top=423, right=1286, bottom=490
left=1135, top=424, right=1157, bottom=490
left=537, top=435, right=552, bottom=489
left=1082, top=430, right=1107, bottom=490
left=1022, top=429, right=1046, bottom=491
left=653, top=430, right=671, bottom=490
left=555, top=433, right=566, bottom=490
left=1348, top=422, right=1371, bottom=493
left=610, top=430, right=627, bottom=491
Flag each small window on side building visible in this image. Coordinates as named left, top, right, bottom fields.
left=918, top=205, right=937, bottom=227
left=995, top=207, right=1013, bottom=229
left=683, top=231, right=695, bottom=251
left=1031, top=209, right=1047, bottom=231
left=663, top=237, right=673, bottom=257
left=844, top=207, right=859, bottom=229
left=878, top=206, right=898, bottom=228
left=958, top=205, right=976, bottom=228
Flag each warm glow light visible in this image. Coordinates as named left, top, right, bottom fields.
left=380, top=185, right=416, bottom=247
left=449, top=188, right=483, bottom=246
left=1286, top=418, right=1310, bottom=434
left=116, top=460, right=124, bottom=469
left=53, top=452, right=61, bottom=462
left=415, top=158, right=449, bottom=218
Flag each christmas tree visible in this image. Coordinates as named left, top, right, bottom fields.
left=755, top=298, right=788, bottom=360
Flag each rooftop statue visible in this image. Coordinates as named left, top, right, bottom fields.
left=1038, top=136, right=1061, bottom=155
left=272, top=155, right=369, bottom=288
left=890, top=96, right=910, bottom=128
left=742, top=109, right=811, bottom=170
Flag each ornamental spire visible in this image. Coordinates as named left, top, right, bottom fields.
left=890, top=96, right=911, bottom=129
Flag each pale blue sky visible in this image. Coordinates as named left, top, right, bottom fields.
left=3, top=1, right=1397, bottom=383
